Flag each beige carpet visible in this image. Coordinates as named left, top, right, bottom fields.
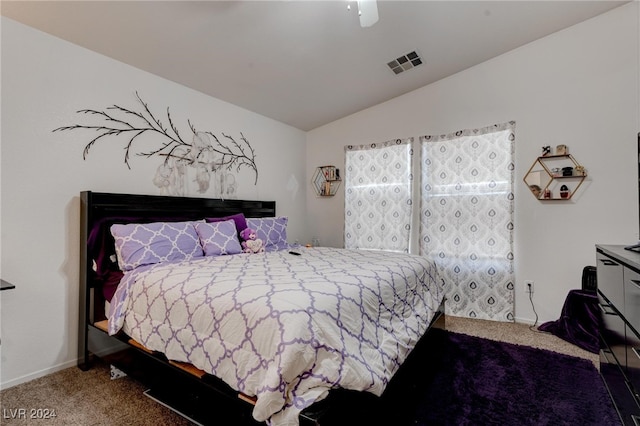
left=445, top=316, right=599, bottom=367
left=0, top=317, right=598, bottom=425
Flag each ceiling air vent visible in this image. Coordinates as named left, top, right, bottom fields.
left=387, top=51, right=422, bottom=75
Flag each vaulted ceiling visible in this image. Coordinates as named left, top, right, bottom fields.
left=1, top=1, right=628, bottom=131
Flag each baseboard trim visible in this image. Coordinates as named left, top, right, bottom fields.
left=514, top=316, right=540, bottom=326
left=1, top=359, right=77, bottom=390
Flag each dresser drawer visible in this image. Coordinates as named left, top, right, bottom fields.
left=626, top=269, right=640, bottom=333
left=626, top=326, right=640, bottom=405
left=625, top=268, right=640, bottom=406
left=600, top=298, right=628, bottom=378
left=598, top=252, right=625, bottom=310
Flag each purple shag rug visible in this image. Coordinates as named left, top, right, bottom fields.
left=315, top=329, right=620, bottom=426
left=412, top=331, right=620, bottom=426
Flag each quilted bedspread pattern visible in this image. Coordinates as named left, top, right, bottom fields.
left=108, top=247, right=445, bottom=425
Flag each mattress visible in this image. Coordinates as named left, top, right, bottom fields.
left=108, top=247, right=445, bottom=425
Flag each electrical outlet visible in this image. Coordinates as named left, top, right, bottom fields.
left=525, top=280, right=534, bottom=294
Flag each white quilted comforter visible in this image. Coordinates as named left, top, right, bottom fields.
left=108, top=247, right=445, bottom=425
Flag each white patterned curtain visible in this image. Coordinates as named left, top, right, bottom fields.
left=419, top=122, right=515, bottom=321
left=344, top=139, right=413, bottom=252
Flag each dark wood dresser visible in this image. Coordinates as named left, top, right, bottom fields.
left=597, top=244, right=640, bottom=425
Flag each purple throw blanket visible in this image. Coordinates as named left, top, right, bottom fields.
left=538, top=289, right=600, bottom=354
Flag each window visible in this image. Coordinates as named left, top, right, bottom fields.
left=344, top=139, right=413, bottom=252
left=420, top=122, right=515, bottom=321
left=343, top=122, right=515, bottom=321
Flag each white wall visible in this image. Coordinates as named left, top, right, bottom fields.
left=307, top=3, right=640, bottom=324
left=0, top=18, right=307, bottom=388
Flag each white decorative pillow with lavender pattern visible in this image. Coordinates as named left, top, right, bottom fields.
left=194, top=220, right=243, bottom=257
left=246, top=216, right=289, bottom=251
left=111, top=220, right=204, bottom=271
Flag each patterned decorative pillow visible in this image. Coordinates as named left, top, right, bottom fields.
left=246, top=216, right=288, bottom=251
left=111, top=220, right=204, bottom=271
left=205, top=213, right=247, bottom=236
left=195, top=220, right=243, bottom=257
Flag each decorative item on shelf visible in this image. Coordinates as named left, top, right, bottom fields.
left=529, top=185, right=542, bottom=198
left=543, top=188, right=551, bottom=199
left=542, top=146, right=551, bottom=156
left=575, top=165, right=585, bottom=176
left=560, top=185, right=570, bottom=199
left=312, top=165, right=341, bottom=197
left=556, top=144, right=568, bottom=155
left=562, top=166, right=574, bottom=176
left=551, top=167, right=561, bottom=177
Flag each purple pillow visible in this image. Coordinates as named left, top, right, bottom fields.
left=111, top=220, right=204, bottom=271
left=195, top=220, right=243, bottom=257
left=246, top=217, right=288, bottom=251
left=206, top=213, right=247, bottom=235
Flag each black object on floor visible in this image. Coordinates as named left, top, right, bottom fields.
left=582, top=265, right=598, bottom=293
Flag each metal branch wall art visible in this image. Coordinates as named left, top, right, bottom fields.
left=53, top=92, right=258, bottom=196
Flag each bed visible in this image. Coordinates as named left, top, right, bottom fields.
left=78, top=191, right=446, bottom=426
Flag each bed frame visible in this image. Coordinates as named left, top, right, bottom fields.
left=78, top=190, right=445, bottom=425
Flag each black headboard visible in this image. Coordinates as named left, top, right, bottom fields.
left=81, top=191, right=276, bottom=223
left=78, top=191, right=276, bottom=365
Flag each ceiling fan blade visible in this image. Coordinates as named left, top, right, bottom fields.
left=358, top=0, right=379, bottom=27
